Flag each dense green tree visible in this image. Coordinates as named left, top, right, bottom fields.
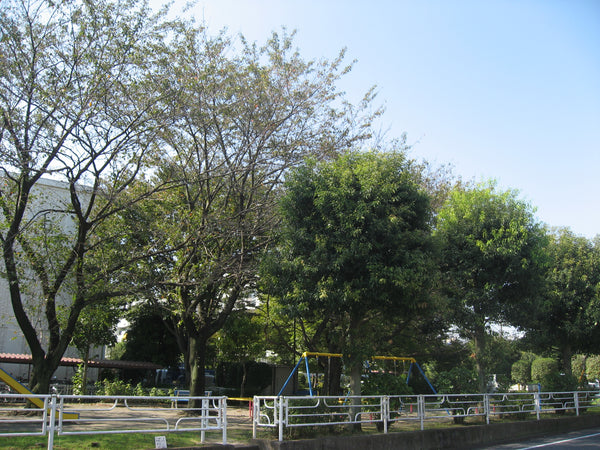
left=262, top=150, right=437, bottom=397
left=524, top=229, right=600, bottom=374
left=435, top=182, right=546, bottom=392
left=0, top=0, right=172, bottom=393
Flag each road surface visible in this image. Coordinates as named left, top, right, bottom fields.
left=480, top=427, right=600, bottom=449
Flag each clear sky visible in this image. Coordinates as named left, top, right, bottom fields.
left=156, top=0, right=600, bottom=239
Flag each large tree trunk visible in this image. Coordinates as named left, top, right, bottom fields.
left=472, top=329, right=487, bottom=393
left=348, top=360, right=362, bottom=431
left=188, top=333, right=208, bottom=409
left=29, top=360, right=56, bottom=395
left=561, top=344, right=573, bottom=376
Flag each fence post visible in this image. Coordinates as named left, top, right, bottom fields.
left=252, top=397, right=257, bottom=439
left=574, top=392, right=580, bottom=416
left=47, top=394, right=57, bottom=450
left=418, top=395, right=425, bottom=431
left=221, top=397, right=228, bottom=445
left=383, top=396, right=388, bottom=434
left=534, top=391, right=540, bottom=420
left=484, top=394, right=490, bottom=425
left=200, top=397, right=207, bottom=443
left=278, top=397, right=285, bottom=441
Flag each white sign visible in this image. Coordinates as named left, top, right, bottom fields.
left=155, top=436, right=167, bottom=449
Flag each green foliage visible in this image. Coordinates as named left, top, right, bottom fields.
left=511, top=360, right=531, bottom=386
left=572, top=354, right=587, bottom=386
left=531, top=358, right=558, bottom=383
left=94, top=379, right=171, bottom=397
left=435, top=367, right=479, bottom=394
left=435, top=181, right=546, bottom=391
left=72, top=303, right=121, bottom=360
left=586, top=355, right=600, bottom=381
left=524, top=230, right=600, bottom=370
left=218, top=311, right=264, bottom=364
left=263, top=150, right=437, bottom=391
left=72, top=364, right=86, bottom=396
left=121, top=305, right=181, bottom=368
left=362, top=373, right=413, bottom=396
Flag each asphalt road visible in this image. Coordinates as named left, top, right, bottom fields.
left=480, top=427, right=600, bottom=449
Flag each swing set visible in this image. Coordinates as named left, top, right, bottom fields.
left=277, top=351, right=437, bottom=396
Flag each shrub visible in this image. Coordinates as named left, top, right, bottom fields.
left=511, top=360, right=531, bottom=386
left=571, top=354, right=587, bottom=387
left=435, top=367, right=478, bottom=394
left=586, top=355, right=600, bottom=382
left=531, top=358, right=558, bottom=384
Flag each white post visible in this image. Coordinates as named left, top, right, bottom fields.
left=574, top=392, right=580, bottom=416
left=534, top=392, right=541, bottom=420
left=383, top=396, right=388, bottom=434
left=47, top=394, right=57, bottom=450
left=221, top=397, right=228, bottom=445
left=252, top=397, right=257, bottom=439
left=200, top=397, right=208, bottom=443
left=418, top=395, right=425, bottom=431
left=278, top=397, right=285, bottom=441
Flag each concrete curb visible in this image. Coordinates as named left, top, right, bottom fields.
left=248, top=414, right=600, bottom=449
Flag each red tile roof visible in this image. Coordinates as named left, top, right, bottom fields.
left=0, top=353, right=162, bottom=370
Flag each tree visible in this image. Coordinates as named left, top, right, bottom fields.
left=120, top=304, right=182, bottom=370
left=0, top=0, right=171, bottom=393
left=122, top=27, right=380, bottom=402
left=435, top=182, right=546, bottom=392
left=511, top=352, right=536, bottom=388
left=524, top=229, right=600, bottom=374
left=217, top=310, right=264, bottom=397
left=71, top=302, right=120, bottom=393
left=262, top=150, right=436, bottom=398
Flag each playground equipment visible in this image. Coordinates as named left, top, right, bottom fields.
left=277, top=351, right=437, bottom=396
left=0, top=368, right=79, bottom=419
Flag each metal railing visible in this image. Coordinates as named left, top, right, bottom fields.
left=0, top=392, right=227, bottom=449
left=253, top=391, right=600, bottom=441
left=1, top=390, right=597, bottom=446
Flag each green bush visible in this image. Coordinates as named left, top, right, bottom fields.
left=540, top=373, right=578, bottom=392
left=435, top=367, right=478, bottom=394
left=531, top=358, right=558, bottom=384
left=586, top=355, right=600, bottom=382
left=94, top=379, right=173, bottom=397
left=511, top=359, right=531, bottom=386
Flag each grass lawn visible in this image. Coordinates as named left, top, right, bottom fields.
left=0, top=428, right=254, bottom=449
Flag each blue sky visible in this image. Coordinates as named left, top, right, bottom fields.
left=157, top=0, right=600, bottom=238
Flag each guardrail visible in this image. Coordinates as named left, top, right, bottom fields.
left=253, top=391, right=600, bottom=441
left=0, top=392, right=227, bottom=449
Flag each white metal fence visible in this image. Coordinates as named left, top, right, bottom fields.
left=252, top=391, right=600, bottom=441
left=1, top=390, right=597, bottom=447
left=0, top=392, right=227, bottom=449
